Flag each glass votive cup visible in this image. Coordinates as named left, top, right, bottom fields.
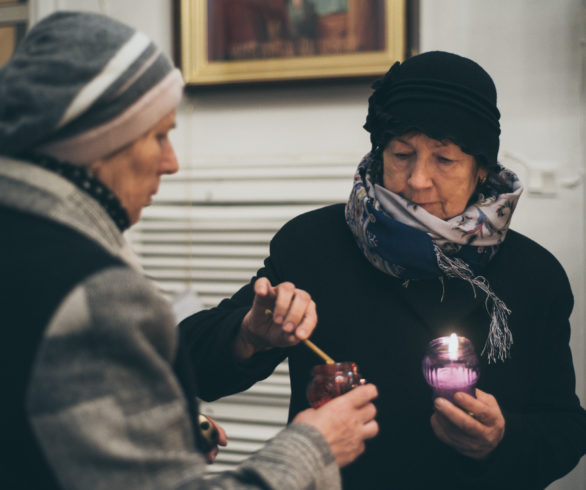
left=422, top=335, right=480, bottom=403
left=306, top=362, right=365, bottom=408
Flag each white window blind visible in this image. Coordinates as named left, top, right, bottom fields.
left=127, top=153, right=358, bottom=471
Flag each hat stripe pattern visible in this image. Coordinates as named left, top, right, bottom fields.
left=39, top=69, right=183, bottom=165
left=113, top=47, right=162, bottom=99
left=56, top=31, right=151, bottom=129
left=49, top=43, right=164, bottom=140
left=0, top=11, right=184, bottom=165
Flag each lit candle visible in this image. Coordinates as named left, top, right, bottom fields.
left=448, top=333, right=458, bottom=360
left=422, top=333, right=480, bottom=403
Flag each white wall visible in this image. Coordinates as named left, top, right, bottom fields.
left=30, top=1, right=586, bottom=488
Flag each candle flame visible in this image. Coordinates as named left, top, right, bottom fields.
left=448, top=333, right=459, bottom=360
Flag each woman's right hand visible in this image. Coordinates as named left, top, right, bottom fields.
left=292, top=384, right=379, bottom=467
left=234, top=277, right=317, bottom=360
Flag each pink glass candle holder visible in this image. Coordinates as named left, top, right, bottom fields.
left=422, top=334, right=480, bottom=403
left=307, top=362, right=365, bottom=408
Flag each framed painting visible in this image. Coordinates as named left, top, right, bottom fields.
left=178, top=0, right=407, bottom=86
left=0, top=0, right=28, bottom=67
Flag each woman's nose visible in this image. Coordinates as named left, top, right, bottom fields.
left=161, top=141, right=179, bottom=175
left=407, top=157, right=433, bottom=189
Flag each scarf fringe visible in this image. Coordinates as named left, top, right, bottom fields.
left=434, top=246, right=513, bottom=363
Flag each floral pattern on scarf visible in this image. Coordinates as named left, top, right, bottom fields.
left=345, top=152, right=523, bottom=362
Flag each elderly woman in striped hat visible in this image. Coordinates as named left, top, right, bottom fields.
left=0, top=11, right=378, bottom=490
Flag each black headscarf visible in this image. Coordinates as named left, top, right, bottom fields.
left=364, top=51, right=501, bottom=171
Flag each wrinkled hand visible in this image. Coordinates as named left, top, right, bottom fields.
left=293, top=384, right=379, bottom=467
left=203, top=416, right=228, bottom=464
left=430, top=388, right=505, bottom=460
left=235, top=278, right=317, bottom=360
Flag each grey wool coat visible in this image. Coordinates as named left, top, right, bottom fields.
left=0, top=156, right=340, bottom=490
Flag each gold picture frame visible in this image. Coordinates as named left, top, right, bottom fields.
left=0, top=0, right=28, bottom=67
left=179, top=0, right=407, bottom=86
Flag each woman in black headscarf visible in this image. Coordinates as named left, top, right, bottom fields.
left=181, top=51, right=586, bottom=489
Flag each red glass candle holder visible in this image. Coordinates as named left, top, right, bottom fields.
left=422, top=334, right=480, bottom=403
left=307, top=362, right=365, bottom=408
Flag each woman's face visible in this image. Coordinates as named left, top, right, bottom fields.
left=382, top=132, right=487, bottom=219
left=90, top=110, right=178, bottom=225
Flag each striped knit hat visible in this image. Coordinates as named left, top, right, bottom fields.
left=0, top=11, right=184, bottom=165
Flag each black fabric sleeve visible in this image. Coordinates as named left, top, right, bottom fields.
left=175, top=236, right=290, bottom=402
left=485, top=275, right=586, bottom=488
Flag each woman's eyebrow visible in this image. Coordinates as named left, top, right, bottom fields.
left=393, top=138, right=411, bottom=145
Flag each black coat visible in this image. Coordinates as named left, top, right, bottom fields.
left=181, top=203, right=586, bottom=490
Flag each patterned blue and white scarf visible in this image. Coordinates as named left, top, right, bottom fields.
left=345, top=152, right=524, bottom=362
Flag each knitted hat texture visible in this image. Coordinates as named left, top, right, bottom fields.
left=364, top=51, right=501, bottom=169
left=0, top=11, right=184, bottom=165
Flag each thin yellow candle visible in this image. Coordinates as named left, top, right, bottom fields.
left=303, top=339, right=335, bottom=364
left=264, top=308, right=335, bottom=364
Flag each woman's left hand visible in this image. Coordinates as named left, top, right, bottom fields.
left=430, top=388, right=505, bottom=460
left=203, top=416, right=228, bottom=464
